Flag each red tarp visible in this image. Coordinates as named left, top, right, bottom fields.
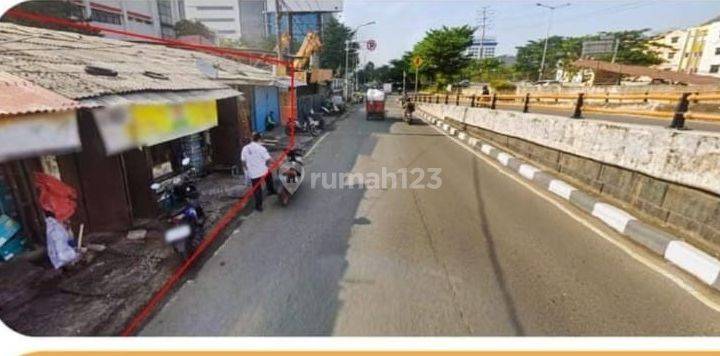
left=34, top=173, right=77, bottom=222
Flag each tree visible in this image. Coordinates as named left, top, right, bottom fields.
left=319, top=16, right=358, bottom=76
left=514, top=29, right=665, bottom=81
left=413, top=25, right=474, bottom=88
left=3, top=0, right=100, bottom=36
left=174, top=19, right=214, bottom=40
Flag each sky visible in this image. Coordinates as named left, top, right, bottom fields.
left=339, top=0, right=720, bottom=65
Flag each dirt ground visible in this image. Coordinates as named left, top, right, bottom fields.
left=0, top=110, right=346, bottom=336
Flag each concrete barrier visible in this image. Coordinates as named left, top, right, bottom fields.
left=421, top=103, right=720, bottom=195
left=418, top=103, right=720, bottom=249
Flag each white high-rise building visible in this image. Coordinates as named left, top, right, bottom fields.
left=181, top=0, right=243, bottom=40
left=467, top=37, right=498, bottom=59
left=69, top=0, right=163, bottom=40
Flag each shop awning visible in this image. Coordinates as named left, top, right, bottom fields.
left=0, top=72, right=85, bottom=163
left=86, top=88, right=242, bottom=155
left=79, top=88, right=242, bottom=107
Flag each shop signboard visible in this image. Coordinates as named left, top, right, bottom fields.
left=94, top=100, right=218, bottom=154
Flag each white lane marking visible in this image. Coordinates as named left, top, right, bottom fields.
left=666, top=241, right=720, bottom=286
left=458, top=132, right=467, bottom=140
left=305, top=132, right=330, bottom=157
left=591, top=203, right=636, bottom=233
left=549, top=179, right=576, bottom=200
left=497, top=152, right=511, bottom=166
left=480, top=144, right=494, bottom=155
left=518, top=164, right=540, bottom=180
left=425, top=119, right=720, bottom=313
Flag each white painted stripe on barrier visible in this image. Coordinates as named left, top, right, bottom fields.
left=497, top=152, right=511, bottom=166
left=665, top=240, right=720, bottom=285
left=591, top=203, right=636, bottom=233
left=518, top=164, right=540, bottom=180
left=458, top=132, right=467, bottom=140
left=480, top=144, right=493, bottom=155
left=468, top=137, right=478, bottom=146
left=548, top=179, right=576, bottom=200
left=449, top=128, right=457, bottom=135
left=443, top=124, right=450, bottom=130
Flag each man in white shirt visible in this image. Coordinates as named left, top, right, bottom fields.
left=241, top=133, right=276, bottom=211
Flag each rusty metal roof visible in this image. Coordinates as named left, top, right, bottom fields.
left=0, top=23, right=277, bottom=99
left=573, top=59, right=720, bottom=85
left=0, top=71, right=86, bottom=116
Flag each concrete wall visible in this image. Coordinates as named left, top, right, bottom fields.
left=418, top=103, right=720, bottom=249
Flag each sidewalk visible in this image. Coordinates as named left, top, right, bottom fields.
left=0, top=108, right=352, bottom=336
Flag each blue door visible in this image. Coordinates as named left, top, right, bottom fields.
left=253, top=86, right=280, bottom=133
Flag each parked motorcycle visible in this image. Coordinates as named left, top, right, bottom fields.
left=321, top=99, right=344, bottom=116
left=285, top=114, right=320, bottom=137
left=277, top=148, right=305, bottom=206
left=152, top=158, right=206, bottom=260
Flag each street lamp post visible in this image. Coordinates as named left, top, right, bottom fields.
left=536, top=2, right=570, bottom=81
left=344, top=21, right=376, bottom=101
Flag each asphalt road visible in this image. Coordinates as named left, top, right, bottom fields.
left=141, top=99, right=720, bottom=336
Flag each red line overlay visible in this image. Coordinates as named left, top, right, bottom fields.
left=2, top=9, right=298, bottom=336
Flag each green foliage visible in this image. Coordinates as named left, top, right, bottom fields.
left=319, top=16, right=358, bottom=76
left=489, top=79, right=516, bottom=93
left=413, top=25, right=474, bottom=88
left=4, top=0, right=100, bottom=36
left=174, top=19, right=214, bottom=39
left=514, top=29, right=664, bottom=81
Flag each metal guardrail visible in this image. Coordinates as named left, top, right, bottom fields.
left=411, top=91, right=720, bottom=129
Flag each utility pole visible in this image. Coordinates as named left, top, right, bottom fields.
left=344, top=21, right=376, bottom=101
left=274, top=0, right=283, bottom=62
left=344, top=39, right=350, bottom=100
left=477, top=7, right=489, bottom=60
left=611, top=37, right=620, bottom=63
left=402, top=70, right=407, bottom=97
left=537, top=2, right=570, bottom=81
left=414, top=66, right=419, bottom=94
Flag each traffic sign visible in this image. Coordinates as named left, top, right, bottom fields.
left=412, top=56, right=424, bottom=69
left=366, top=39, right=377, bottom=51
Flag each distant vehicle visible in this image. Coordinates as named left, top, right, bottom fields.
left=366, top=89, right=386, bottom=120
left=382, top=83, right=393, bottom=94
left=458, top=79, right=470, bottom=87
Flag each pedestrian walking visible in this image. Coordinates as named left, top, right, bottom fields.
left=241, top=133, right=276, bottom=211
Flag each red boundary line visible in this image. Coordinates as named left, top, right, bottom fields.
left=3, top=9, right=298, bottom=336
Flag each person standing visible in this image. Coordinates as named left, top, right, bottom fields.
left=241, top=133, right=276, bottom=211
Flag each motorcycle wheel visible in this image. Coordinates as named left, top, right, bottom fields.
left=173, top=241, right=188, bottom=260
left=279, top=189, right=290, bottom=206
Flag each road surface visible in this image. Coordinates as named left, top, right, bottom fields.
left=141, top=99, right=720, bottom=336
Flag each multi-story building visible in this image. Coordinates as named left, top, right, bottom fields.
left=696, top=21, right=720, bottom=77
left=467, top=37, right=498, bottom=59
left=157, top=0, right=183, bottom=39
left=265, top=0, right=343, bottom=47
left=70, top=0, right=163, bottom=40
left=652, top=29, right=689, bottom=72
left=653, top=18, right=720, bottom=77
left=181, top=0, right=242, bottom=40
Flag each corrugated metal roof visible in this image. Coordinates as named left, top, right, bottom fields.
left=79, top=88, right=243, bottom=107
left=574, top=59, right=720, bottom=85
left=0, top=71, right=87, bottom=116
left=0, top=23, right=278, bottom=99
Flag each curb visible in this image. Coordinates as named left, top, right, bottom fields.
left=417, top=109, right=720, bottom=292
